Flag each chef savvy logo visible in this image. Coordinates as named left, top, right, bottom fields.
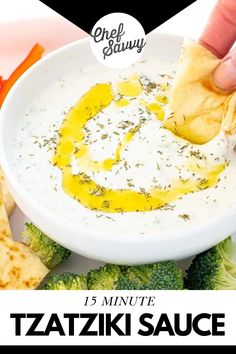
left=90, top=13, right=146, bottom=68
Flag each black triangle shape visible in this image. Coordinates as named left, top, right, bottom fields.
left=39, top=0, right=196, bottom=34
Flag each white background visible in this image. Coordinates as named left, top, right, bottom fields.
left=156, top=0, right=217, bottom=38
left=0, top=0, right=56, bottom=21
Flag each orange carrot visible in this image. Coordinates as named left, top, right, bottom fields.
left=0, top=76, right=4, bottom=90
left=0, top=43, right=45, bottom=107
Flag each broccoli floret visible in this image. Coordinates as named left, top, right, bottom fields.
left=87, top=264, right=124, bottom=290
left=42, top=273, right=87, bottom=290
left=185, top=236, right=236, bottom=290
left=87, top=262, right=183, bottom=290
left=23, top=223, right=71, bottom=269
left=116, top=261, right=183, bottom=290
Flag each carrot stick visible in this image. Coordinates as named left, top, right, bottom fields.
left=0, top=43, right=45, bottom=107
left=0, top=76, right=4, bottom=90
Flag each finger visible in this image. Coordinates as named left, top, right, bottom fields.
left=214, top=48, right=236, bottom=90
left=199, top=0, right=236, bottom=58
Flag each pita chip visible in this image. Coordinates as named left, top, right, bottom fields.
left=164, top=39, right=236, bottom=144
left=0, top=182, right=12, bottom=238
left=0, top=232, right=49, bottom=289
left=0, top=169, right=16, bottom=216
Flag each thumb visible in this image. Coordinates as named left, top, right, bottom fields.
left=214, top=48, right=236, bottom=91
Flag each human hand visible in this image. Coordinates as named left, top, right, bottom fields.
left=199, top=0, right=236, bottom=90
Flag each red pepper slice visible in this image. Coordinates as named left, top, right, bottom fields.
left=0, top=43, right=45, bottom=107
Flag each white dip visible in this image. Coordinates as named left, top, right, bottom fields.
left=9, top=59, right=236, bottom=239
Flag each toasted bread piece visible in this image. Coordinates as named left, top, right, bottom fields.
left=0, top=169, right=16, bottom=216
left=164, top=40, right=236, bottom=144
left=0, top=182, right=12, bottom=238
left=0, top=233, right=49, bottom=289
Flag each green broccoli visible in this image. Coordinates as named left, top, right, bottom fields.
left=185, top=236, right=236, bottom=290
left=23, top=223, right=71, bottom=269
left=42, top=273, right=87, bottom=290
left=87, top=262, right=183, bottom=290
left=87, top=264, right=124, bottom=290
left=116, top=261, right=184, bottom=290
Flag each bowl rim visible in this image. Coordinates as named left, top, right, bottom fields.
left=0, top=31, right=235, bottom=262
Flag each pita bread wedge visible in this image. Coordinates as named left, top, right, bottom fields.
left=0, top=183, right=12, bottom=238
left=0, top=233, right=49, bottom=289
left=164, top=39, right=236, bottom=144
left=0, top=169, right=16, bottom=216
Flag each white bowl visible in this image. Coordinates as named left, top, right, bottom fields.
left=0, top=32, right=235, bottom=264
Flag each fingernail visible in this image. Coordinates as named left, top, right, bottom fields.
left=214, top=58, right=236, bottom=91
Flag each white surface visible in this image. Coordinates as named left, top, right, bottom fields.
left=0, top=0, right=56, bottom=22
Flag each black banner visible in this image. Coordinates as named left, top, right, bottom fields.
left=39, top=0, right=196, bottom=33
